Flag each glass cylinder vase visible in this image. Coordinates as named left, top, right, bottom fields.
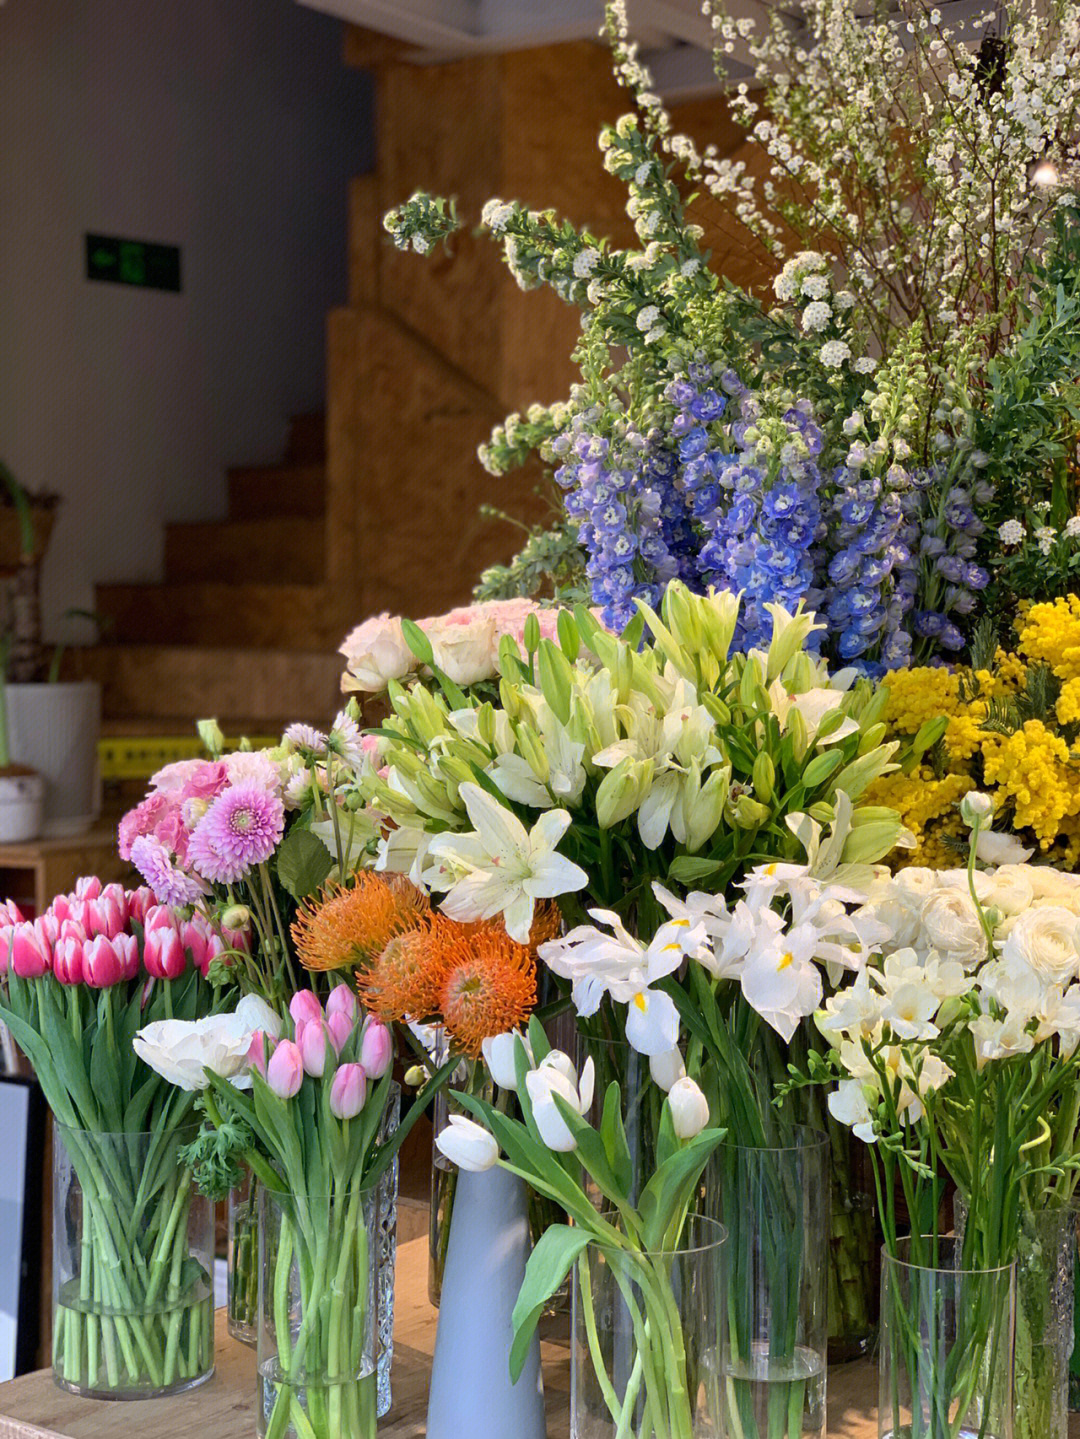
left=228, top=1166, right=259, bottom=1346
left=571, top=1215, right=727, bottom=1439
left=52, top=1124, right=214, bottom=1399
left=879, top=1237, right=1015, bottom=1439
left=713, top=1127, right=829, bottom=1439
left=1013, top=1206, right=1075, bottom=1439
left=257, top=1182, right=378, bottom=1439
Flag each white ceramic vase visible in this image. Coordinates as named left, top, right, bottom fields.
left=426, top=1165, right=547, bottom=1439
left=6, top=681, right=100, bottom=837
left=0, top=770, right=44, bottom=843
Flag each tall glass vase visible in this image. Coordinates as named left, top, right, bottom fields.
left=52, top=1124, right=214, bottom=1399
left=571, top=1215, right=726, bottom=1439
left=1013, top=1206, right=1075, bottom=1439
left=256, top=1182, right=377, bottom=1439
left=228, top=1166, right=259, bottom=1346
left=879, top=1237, right=1015, bottom=1439
left=713, top=1127, right=829, bottom=1439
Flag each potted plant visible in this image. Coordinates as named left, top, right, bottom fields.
left=0, top=461, right=100, bottom=837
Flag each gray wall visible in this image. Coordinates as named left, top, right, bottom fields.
left=0, top=0, right=372, bottom=636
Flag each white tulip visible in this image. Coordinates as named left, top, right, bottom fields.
left=434, top=1115, right=500, bottom=1172
left=134, top=996, right=281, bottom=1092
left=481, top=1030, right=533, bottom=1090
left=525, top=1055, right=595, bottom=1152
left=667, top=1076, right=710, bottom=1139
left=649, top=1047, right=686, bottom=1091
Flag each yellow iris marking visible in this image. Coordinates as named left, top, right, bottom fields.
left=766, top=863, right=778, bottom=876
left=633, top=993, right=648, bottom=1011
left=778, top=951, right=794, bottom=971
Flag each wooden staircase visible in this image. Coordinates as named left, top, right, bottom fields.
left=66, top=412, right=345, bottom=737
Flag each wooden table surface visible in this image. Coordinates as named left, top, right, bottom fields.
left=0, top=1237, right=1074, bottom=1438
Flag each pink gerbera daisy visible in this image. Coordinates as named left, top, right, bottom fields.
left=187, top=782, right=285, bottom=885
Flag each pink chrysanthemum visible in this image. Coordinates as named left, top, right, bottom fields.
left=187, top=782, right=285, bottom=884
left=130, top=835, right=209, bottom=906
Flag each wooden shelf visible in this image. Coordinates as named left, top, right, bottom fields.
left=0, top=826, right=131, bottom=917
left=3, top=1236, right=1054, bottom=1439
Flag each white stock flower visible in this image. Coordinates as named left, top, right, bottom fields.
left=423, top=783, right=588, bottom=943
left=134, top=995, right=282, bottom=1092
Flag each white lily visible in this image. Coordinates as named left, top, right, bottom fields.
left=423, top=782, right=588, bottom=943
left=766, top=678, right=860, bottom=745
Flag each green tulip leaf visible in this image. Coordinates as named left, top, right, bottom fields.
left=510, top=1225, right=592, bottom=1382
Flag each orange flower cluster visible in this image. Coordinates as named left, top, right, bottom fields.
left=294, top=872, right=558, bottom=1058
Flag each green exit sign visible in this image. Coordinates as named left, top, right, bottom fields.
left=85, top=234, right=182, bottom=293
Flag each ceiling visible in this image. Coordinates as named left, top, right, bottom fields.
left=297, top=0, right=993, bottom=98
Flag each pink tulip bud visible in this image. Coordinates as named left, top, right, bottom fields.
left=329, top=1063, right=367, bottom=1120
left=74, top=876, right=102, bottom=902
left=34, top=914, right=60, bottom=949
left=326, top=986, right=358, bottom=1026
left=246, top=1030, right=274, bottom=1078
left=360, top=1021, right=393, bottom=1080
left=12, top=923, right=50, bottom=979
left=0, top=925, right=15, bottom=974
left=59, top=918, right=87, bottom=942
left=101, top=882, right=128, bottom=917
left=223, top=924, right=251, bottom=955
left=54, top=936, right=85, bottom=986
left=127, top=887, right=155, bottom=924
left=178, top=918, right=209, bottom=975
left=117, top=933, right=140, bottom=981
left=326, top=1009, right=354, bottom=1055
left=266, top=1039, right=304, bottom=1099
left=201, top=933, right=229, bottom=976
left=86, top=895, right=124, bottom=940
left=83, top=934, right=125, bottom=987
left=143, top=927, right=186, bottom=980
left=144, top=904, right=179, bottom=934
left=0, top=899, right=25, bottom=927
left=299, top=1020, right=331, bottom=1077
left=290, top=990, right=323, bottom=1029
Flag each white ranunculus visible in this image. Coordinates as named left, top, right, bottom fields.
left=134, top=995, right=282, bottom=1092
left=893, top=867, right=940, bottom=899
left=982, top=867, right=1035, bottom=918
left=339, top=612, right=417, bottom=693
left=975, top=830, right=1034, bottom=867
left=918, top=889, right=987, bottom=968
left=434, top=1115, right=499, bottom=1172
left=999, top=906, right=1080, bottom=986
left=525, top=1054, right=595, bottom=1152
left=481, top=1030, right=533, bottom=1091
left=421, top=611, right=498, bottom=687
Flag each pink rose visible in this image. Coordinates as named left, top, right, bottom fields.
left=339, top=612, right=417, bottom=694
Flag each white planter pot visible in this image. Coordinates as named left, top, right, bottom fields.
left=0, top=771, right=44, bottom=843
left=6, top=682, right=101, bottom=838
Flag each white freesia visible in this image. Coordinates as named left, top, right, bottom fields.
left=828, top=1079, right=876, bottom=1144
left=423, top=782, right=588, bottom=943
left=481, top=1030, right=533, bottom=1090
left=435, top=1115, right=499, bottom=1172
left=525, top=1054, right=595, bottom=1152
left=999, top=907, right=1080, bottom=986
left=668, top=1076, right=710, bottom=1139
left=133, top=995, right=282, bottom=1092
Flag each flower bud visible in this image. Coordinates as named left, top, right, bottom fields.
left=360, top=1020, right=393, bottom=1080
left=668, top=1076, right=710, bottom=1140
left=74, top=876, right=102, bottom=902
left=326, top=986, right=358, bottom=1026
left=326, top=1009, right=354, bottom=1056
left=435, top=1115, right=499, bottom=1172
left=266, top=1039, right=304, bottom=1098
left=127, top=887, right=155, bottom=924
left=649, top=1047, right=686, bottom=1092
left=481, top=1030, right=532, bottom=1091
left=53, top=936, right=86, bottom=986
left=144, top=904, right=179, bottom=934
left=83, top=934, right=125, bottom=987
left=246, top=1029, right=274, bottom=1079
left=12, top=922, right=51, bottom=979
left=403, top=1064, right=427, bottom=1088
left=144, top=927, right=187, bottom=980
left=298, top=1020, right=331, bottom=1077
left=290, top=990, right=324, bottom=1029
left=221, top=904, right=251, bottom=934
left=181, top=918, right=211, bottom=975
left=329, top=1062, right=368, bottom=1120
left=960, top=791, right=994, bottom=828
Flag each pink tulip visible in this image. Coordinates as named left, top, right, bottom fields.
left=202, top=933, right=228, bottom=975
left=266, top=1039, right=304, bottom=1099
left=83, top=934, right=125, bottom=987
left=34, top=914, right=60, bottom=949
left=127, top=887, right=156, bottom=924
left=54, top=936, right=86, bottom=986
left=144, top=927, right=186, bottom=980
left=0, top=924, right=15, bottom=974
left=179, top=918, right=211, bottom=975
left=246, top=1030, right=274, bottom=1079
left=223, top=924, right=251, bottom=955
left=299, top=1020, right=331, bottom=1077
left=144, top=904, right=179, bottom=934
left=74, top=876, right=102, bottom=901
left=326, top=1009, right=354, bottom=1055
left=326, top=986, right=358, bottom=1026
left=0, top=899, right=24, bottom=927
left=329, top=1063, right=367, bottom=1120
left=12, top=923, right=50, bottom=979
left=60, top=918, right=87, bottom=942
left=360, top=1021, right=393, bottom=1080
left=86, top=895, right=124, bottom=940
left=101, top=883, right=129, bottom=918
left=117, top=933, right=140, bottom=981
left=290, top=990, right=323, bottom=1029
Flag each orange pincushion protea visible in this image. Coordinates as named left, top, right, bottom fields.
left=357, top=919, right=447, bottom=1020
left=438, top=925, right=537, bottom=1058
left=293, top=872, right=429, bottom=973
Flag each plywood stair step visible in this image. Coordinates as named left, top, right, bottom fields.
left=66, top=644, right=344, bottom=725
left=228, top=464, right=327, bottom=520
left=96, top=581, right=345, bottom=647
left=164, top=517, right=325, bottom=584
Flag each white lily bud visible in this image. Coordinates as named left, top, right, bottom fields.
left=667, top=1076, right=710, bottom=1140
left=435, top=1115, right=500, bottom=1172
